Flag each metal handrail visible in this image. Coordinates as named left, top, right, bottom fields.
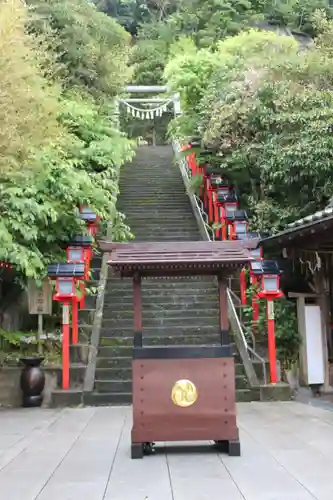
left=173, top=139, right=267, bottom=386
left=227, top=289, right=267, bottom=385
left=173, top=141, right=215, bottom=241
left=228, top=288, right=256, bottom=351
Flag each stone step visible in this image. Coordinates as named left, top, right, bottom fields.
left=102, top=304, right=220, bottom=317
left=130, top=236, right=198, bottom=241
left=121, top=210, right=194, bottom=217
left=127, top=227, right=199, bottom=234
left=104, top=290, right=218, bottom=311
left=105, top=279, right=217, bottom=290
left=126, top=223, right=197, bottom=230
left=118, top=191, right=188, bottom=197
left=84, top=391, right=132, bottom=406
left=128, top=228, right=198, bottom=233
left=123, top=215, right=196, bottom=222
left=102, top=315, right=219, bottom=329
left=128, top=224, right=198, bottom=231
left=104, top=294, right=219, bottom=307
left=96, top=357, right=132, bottom=369
left=104, top=290, right=218, bottom=300
left=98, top=335, right=224, bottom=350
left=100, top=325, right=220, bottom=337
left=118, top=204, right=192, bottom=210
left=118, top=196, right=189, bottom=201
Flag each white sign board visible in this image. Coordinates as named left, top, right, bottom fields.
left=304, top=305, right=325, bottom=385
left=28, top=279, right=52, bottom=315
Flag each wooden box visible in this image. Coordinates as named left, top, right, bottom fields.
left=131, top=346, right=240, bottom=458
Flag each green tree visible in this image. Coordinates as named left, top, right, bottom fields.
left=0, top=0, right=62, bottom=175
left=0, top=0, right=134, bottom=279
left=28, top=0, right=131, bottom=98
left=166, top=28, right=333, bottom=231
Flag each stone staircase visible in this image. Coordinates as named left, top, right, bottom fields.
left=89, top=146, right=259, bottom=404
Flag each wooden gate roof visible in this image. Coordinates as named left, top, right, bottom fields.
left=99, top=240, right=253, bottom=277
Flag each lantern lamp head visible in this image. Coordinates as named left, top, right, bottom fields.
left=256, top=260, right=284, bottom=299
left=224, top=202, right=238, bottom=214
left=250, top=247, right=263, bottom=259
left=55, top=278, right=76, bottom=299
left=209, top=174, right=224, bottom=188
left=250, top=260, right=263, bottom=277
left=217, top=186, right=229, bottom=198
left=234, top=220, right=248, bottom=237
left=79, top=206, right=97, bottom=222
left=67, top=246, right=85, bottom=263
left=257, top=274, right=284, bottom=299
left=225, top=209, right=248, bottom=221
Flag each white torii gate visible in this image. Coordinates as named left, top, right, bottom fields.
left=116, top=85, right=181, bottom=121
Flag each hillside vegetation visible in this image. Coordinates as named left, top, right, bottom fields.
left=101, top=0, right=333, bottom=232
left=0, top=0, right=134, bottom=278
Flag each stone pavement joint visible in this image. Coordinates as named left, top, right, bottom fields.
left=0, top=402, right=333, bottom=500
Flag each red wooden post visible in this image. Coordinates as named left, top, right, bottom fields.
left=229, top=223, right=235, bottom=240
left=62, top=301, right=70, bottom=389
left=208, top=188, right=214, bottom=224
left=84, top=246, right=92, bottom=281
left=79, top=282, right=85, bottom=309
left=213, top=197, right=220, bottom=239
left=72, top=297, right=79, bottom=345
left=240, top=270, right=247, bottom=305
left=222, top=223, right=227, bottom=241
left=204, top=177, right=208, bottom=210
left=252, top=276, right=259, bottom=323
left=191, top=153, right=197, bottom=176
left=199, top=163, right=204, bottom=199
left=267, top=299, right=278, bottom=383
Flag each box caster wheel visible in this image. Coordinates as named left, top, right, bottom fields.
left=143, top=442, right=155, bottom=455
left=214, top=440, right=229, bottom=453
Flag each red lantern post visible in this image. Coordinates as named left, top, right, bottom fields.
left=62, top=300, right=70, bottom=390
left=213, top=187, right=236, bottom=240
left=54, top=277, right=77, bottom=389
left=257, top=262, right=284, bottom=384
left=48, top=263, right=85, bottom=390
left=225, top=210, right=248, bottom=240
left=66, top=247, right=85, bottom=345
left=79, top=207, right=100, bottom=307
left=199, top=152, right=214, bottom=211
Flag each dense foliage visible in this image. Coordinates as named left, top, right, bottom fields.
left=165, top=25, right=333, bottom=232
left=0, top=0, right=134, bottom=279
left=98, top=0, right=333, bottom=85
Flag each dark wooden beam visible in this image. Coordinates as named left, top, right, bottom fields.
left=133, top=272, right=142, bottom=347
left=218, top=275, right=230, bottom=350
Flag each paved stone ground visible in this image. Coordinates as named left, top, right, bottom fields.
left=1, top=401, right=333, bottom=500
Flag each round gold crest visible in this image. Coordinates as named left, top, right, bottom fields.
left=171, top=379, right=198, bottom=407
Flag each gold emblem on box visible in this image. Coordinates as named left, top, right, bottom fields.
left=171, top=379, right=198, bottom=407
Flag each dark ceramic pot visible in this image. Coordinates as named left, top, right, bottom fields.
left=20, top=357, right=45, bottom=408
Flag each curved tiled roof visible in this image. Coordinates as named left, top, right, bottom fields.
left=287, top=207, right=333, bottom=229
